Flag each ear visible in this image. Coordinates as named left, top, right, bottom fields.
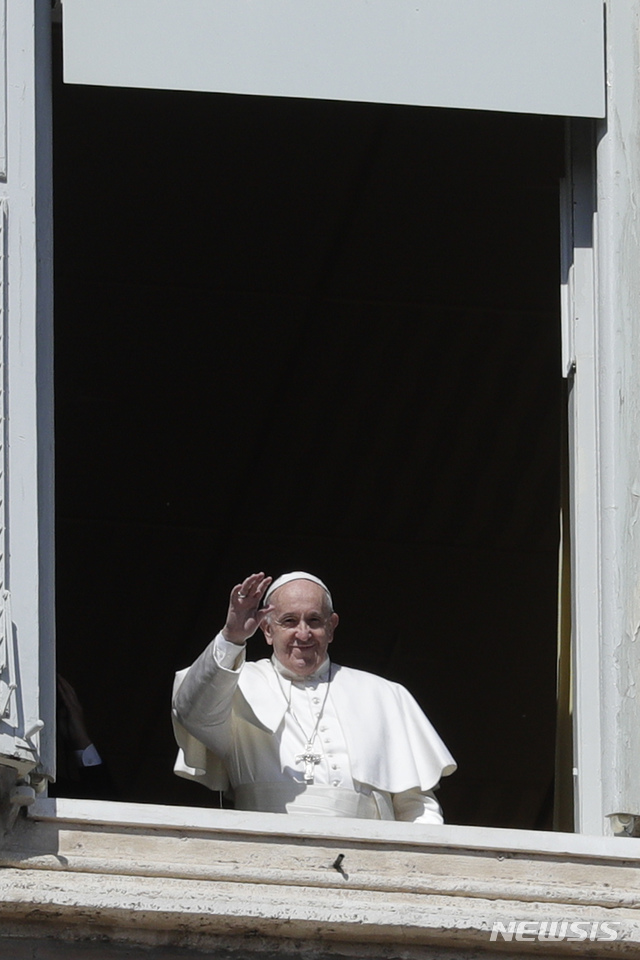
left=327, top=612, right=339, bottom=642
left=260, top=618, right=274, bottom=646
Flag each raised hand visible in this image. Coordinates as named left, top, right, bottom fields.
left=221, top=572, right=273, bottom=645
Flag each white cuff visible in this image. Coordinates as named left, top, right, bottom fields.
left=74, top=743, right=102, bottom=767
left=392, top=787, right=443, bottom=824
left=214, top=632, right=246, bottom=669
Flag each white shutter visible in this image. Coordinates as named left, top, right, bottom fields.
left=62, top=0, right=605, bottom=119
left=0, top=2, right=54, bottom=781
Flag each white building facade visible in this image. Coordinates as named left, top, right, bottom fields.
left=2, top=1, right=640, bottom=956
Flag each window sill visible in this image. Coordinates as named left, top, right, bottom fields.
left=0, top=797, right=638, bottom=955
left=25, top=796, right=640, bottom=858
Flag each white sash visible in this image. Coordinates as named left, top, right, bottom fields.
left=234, top=782, right=394, bottom=819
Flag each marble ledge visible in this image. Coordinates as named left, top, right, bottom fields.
left=0, top=798, right=639, bottom=956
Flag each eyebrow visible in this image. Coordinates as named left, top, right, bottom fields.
left=276, top=610, right=324, bottom=618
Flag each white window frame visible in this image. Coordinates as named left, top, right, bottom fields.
left=0, top=0, right=54, bottom=785
left=579, top=0, right=640, bottom=835
left=62, top=0, right=605, bottom=119
left=562, top=117, right=609, bottom=835
left=6, top=0, right=640, bottom=845
left=555, top=0, right=640, bottom=837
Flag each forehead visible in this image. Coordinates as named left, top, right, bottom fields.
left=270, top=580, right=327, bottom=611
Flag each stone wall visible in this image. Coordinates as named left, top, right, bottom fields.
left=1, top=799, right=640, bottom=958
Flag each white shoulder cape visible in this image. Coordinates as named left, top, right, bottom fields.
left=173, top=660, right=456, bottom=794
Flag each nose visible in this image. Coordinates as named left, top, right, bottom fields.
left=294, top=619, right=312, bottom=641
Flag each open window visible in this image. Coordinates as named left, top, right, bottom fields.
left=52, top=10, right=573, bottom=830
left=8, top=0, right=632, bottom=839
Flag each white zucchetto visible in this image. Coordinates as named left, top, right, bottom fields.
left=263, top=571, right=333, bottom=609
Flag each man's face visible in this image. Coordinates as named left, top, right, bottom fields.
left=261, top=580, right=339, bottom=677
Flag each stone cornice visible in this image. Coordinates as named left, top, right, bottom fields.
left=1, top=799, right=639, bottom=955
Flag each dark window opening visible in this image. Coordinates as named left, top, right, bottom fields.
left=52, top=28, right=564, bottom=828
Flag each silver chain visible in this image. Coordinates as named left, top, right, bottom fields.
left=270, top=660, right=332, bottom=750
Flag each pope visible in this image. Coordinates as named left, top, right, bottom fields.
left=172, top=571, right=456, bottom=821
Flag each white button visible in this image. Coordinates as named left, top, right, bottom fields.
left=332, top=763, right=338, bottom=769
left=320, top=725, right=327, bottom=732
left=324, top=738, right=331, bottom=743
left=332, top=780, right=340, bottom=787
left=312, top=697, right=320, bottom=704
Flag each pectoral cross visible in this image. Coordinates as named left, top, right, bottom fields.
left=296, top=744, right=322, bottom=783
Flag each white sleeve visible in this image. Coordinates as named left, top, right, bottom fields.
left=392, top=787, right=444, bottom=824
left=172, top=632, right=246, bottom=755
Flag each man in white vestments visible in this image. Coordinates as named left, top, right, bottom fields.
left=172, top=571, right=456, bottom=822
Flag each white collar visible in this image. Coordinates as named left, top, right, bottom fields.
left=271, top=655, right=331, bottom=682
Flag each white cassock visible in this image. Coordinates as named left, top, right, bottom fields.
left=172, top=634, right=457, bottom=822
